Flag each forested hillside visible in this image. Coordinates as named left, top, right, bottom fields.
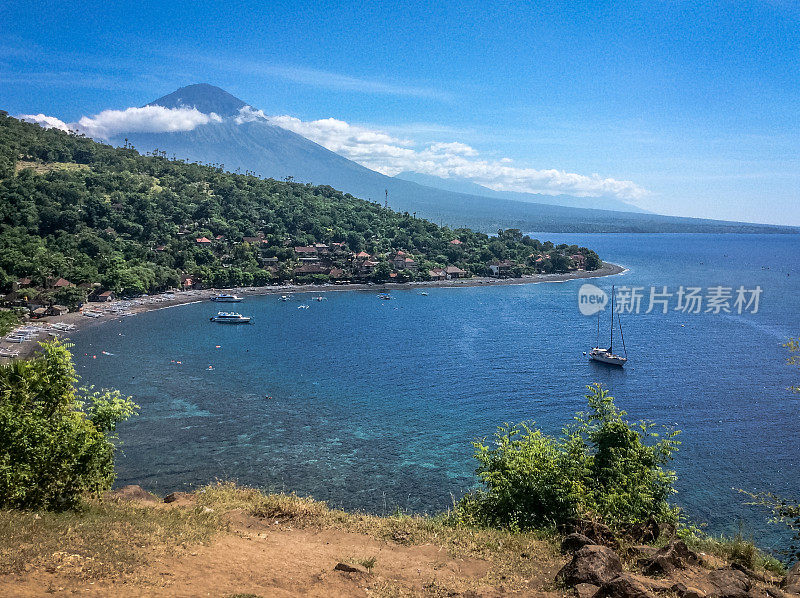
left=0, top=113, right=600, bottom=299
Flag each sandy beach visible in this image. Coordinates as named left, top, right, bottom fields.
left=1, top=262, right=625, bottom=361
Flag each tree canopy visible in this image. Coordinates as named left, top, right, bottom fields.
left=0, top=113, right=602, bottom=295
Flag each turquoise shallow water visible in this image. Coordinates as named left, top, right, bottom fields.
left=71, top=233, right=800, bottom=550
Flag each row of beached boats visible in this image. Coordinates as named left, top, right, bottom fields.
left=0, top=322, right=79, bottom=358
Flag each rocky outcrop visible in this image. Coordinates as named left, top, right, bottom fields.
left=557, top=545, right=623, bottom=587
left=565, top=519, right=619, bottom=549
left=164, top=491, right=193, bottom=504
left=595, top=574, right=657, bottom=598
left=562, top=533, right=596, bottom=554
left=640, top=539, right=699, bottom=575
left=706, top=567, right=752, bottom=598
left=624, top=517, right=662, bottom=545
left=782, top=562, right=800, bottom=595
left=574, top=582, right=600, bottom=598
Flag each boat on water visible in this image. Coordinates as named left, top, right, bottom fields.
left=378, top=293, right=393, bottom=300
left=279, top=295, right=291, bottom=302
left=211, top=294, right=243, bottom=303
left=588, top=285, right=628, bottom=367
left=209, top=311, right=252, bottom=324
left=314, top=296, right=326, bottom=301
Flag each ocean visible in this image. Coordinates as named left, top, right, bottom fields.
left=71, top=233, right=800, bottom=550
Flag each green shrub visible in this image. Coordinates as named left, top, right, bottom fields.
left=0, top=341, right=137, bottom=509
left=455, top=383, right=680, bottom=530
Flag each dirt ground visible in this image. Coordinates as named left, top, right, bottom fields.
left=0, top=489, right=565, bottom=598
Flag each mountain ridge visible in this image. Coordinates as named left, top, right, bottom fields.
left=394, top=170, right=652, bottom=214
left=111, top=84, right=795, bottom=234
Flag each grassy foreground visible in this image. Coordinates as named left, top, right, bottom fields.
left=0, top=483, right=786, bottom=597
left=0, top=483, right=564, bottom=596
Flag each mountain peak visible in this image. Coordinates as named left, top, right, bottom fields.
left=146, top=84, right=247, bottom=117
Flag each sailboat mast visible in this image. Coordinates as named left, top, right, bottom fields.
left=596, top=312, right=600, bottom=348
left=609, top=285, right=614, bottom=352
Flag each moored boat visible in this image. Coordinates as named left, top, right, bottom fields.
left=211, top=294, right=243, bottom=302
left=209, top=311, right=252, bottom=324
left=588, top=284, right=628, bottom=367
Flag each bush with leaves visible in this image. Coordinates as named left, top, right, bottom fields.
left=455, top=383, right=680, bottom=530
left=0, top=341, right=137, bottom=509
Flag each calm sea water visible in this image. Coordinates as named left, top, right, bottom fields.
left=71, top=233, right=800, bottom=550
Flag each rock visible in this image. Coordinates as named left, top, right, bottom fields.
left=575, top=583, right=600, bottom=598
left=334, top=562, right=367, bottom=574
left=628, top=545, right=659, bottom=560
left=707, top=567, right=752, bottom=598
left=566, top=519, right=619, bottom=549
left=111, top=485, right=158, bottom=502
left=782, top=561, right=800, bottom=594
left=164, top=491, right=192, bottom=504
left=673, top=584, right=706, bottom=598
left=731, top=562, right=775, bottom=584
left=562, top=533, right=596, bottom=554
left=557, top=545, right=623, bottom=587
left=625, top=517, right=661, bottom=544
left=595, top=574, right=657, bottom=598
left=640, top=539, right=699, bottom=575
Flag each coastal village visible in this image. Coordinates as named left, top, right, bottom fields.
left=0, top=234, right=597, bottom=318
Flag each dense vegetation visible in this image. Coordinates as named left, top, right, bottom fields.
left=454, top=384, right=681, bottom=531
left=0, top=113, right=601, bottom=299
left=0, top=341, right=136, bottom=509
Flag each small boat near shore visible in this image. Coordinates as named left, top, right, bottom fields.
left=211, top=294, right=243, bottom=302
left=209, top=311, right=252, bottom=324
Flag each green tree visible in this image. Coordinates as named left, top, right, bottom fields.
left=0, top=341, right=137, bottom=509
left=455, top=384, right=680, bottom=530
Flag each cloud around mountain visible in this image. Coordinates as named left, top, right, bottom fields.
left=18, top=104, right=647, bottom=202
left=19, top=106, right=221, bottom=140
left=265, top=114, right=647, bottom=200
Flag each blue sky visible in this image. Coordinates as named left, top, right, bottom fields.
left=1, top=0, right=798, bottom=224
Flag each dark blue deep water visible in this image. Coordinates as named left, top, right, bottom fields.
left=71, top=233, right=800, bottom=550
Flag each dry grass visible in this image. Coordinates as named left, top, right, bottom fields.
left=198, top=482, right=564, bottom=592
left=0, top=498, right=221, bottom=581
left=680, top=529, right=784, bottom=575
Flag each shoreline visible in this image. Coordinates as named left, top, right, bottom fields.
left=2, top=262, right=626, bottom=361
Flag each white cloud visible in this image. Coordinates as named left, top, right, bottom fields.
left=17, top=104, right=648, bottom=201
left=265, top=114, right=648, bottom=200
left=18, top=113, right=71, bottom=132
left=75, top=106, right=222, bottom=139
left=19, top=106, right=222, bottom=140
left=234, top=105, right=269, bottom=124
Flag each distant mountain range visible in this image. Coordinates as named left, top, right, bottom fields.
left=393, top=171, right=652, bottom=214
left=109, top=84, right=793, bottom=234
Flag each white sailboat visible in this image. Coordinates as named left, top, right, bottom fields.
left=588, top=285, right=628, bottom=366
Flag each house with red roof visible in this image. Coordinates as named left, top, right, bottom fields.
left=570, top=254, right=586, bottom=270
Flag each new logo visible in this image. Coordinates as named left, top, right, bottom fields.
left=578, top=283, right=608, bottom=316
